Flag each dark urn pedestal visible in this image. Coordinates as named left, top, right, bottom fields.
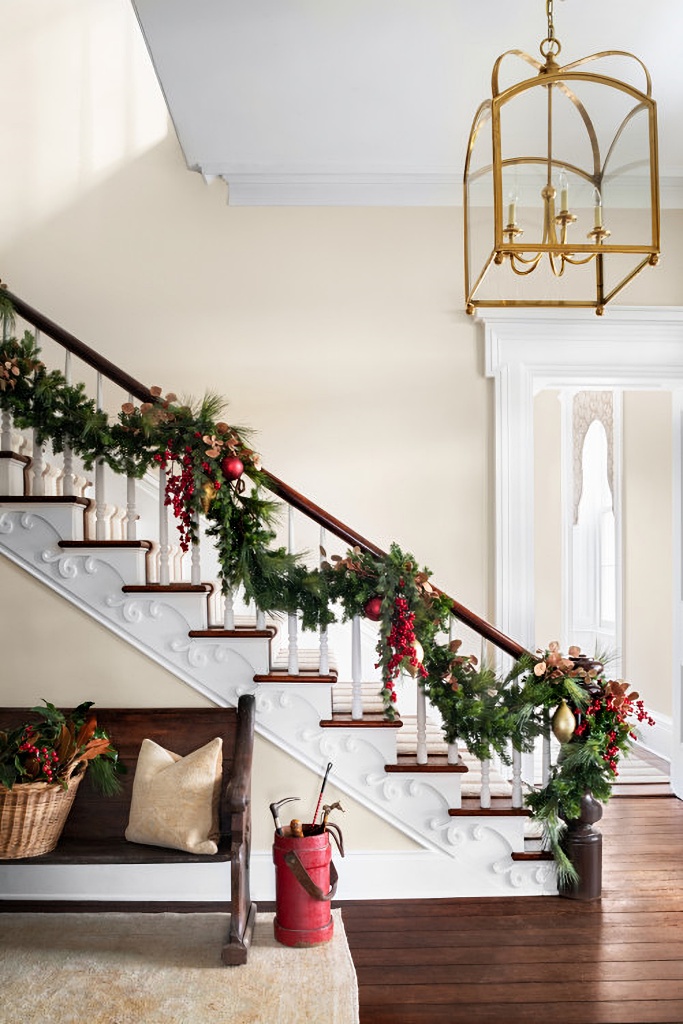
left=559, top=792, right=603, bottom=901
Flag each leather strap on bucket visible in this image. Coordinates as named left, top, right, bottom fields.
left=283, top=851, right=339, bottom=901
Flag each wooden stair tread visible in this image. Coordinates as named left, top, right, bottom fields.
left=191, top=627, right=276, bottom=639
left=385, top=754, right=469, bottom=773
left=255, top=671, right=337, bottom=683
left=320, top=712, right=403, bottom=729
left=122, top=583, right=213, bottom=593
left=0, top=452, right=30, bottom=463
left=0, top=494, right=89, bottom=505
left=59, top=540, right=153, bottom=549
left=511, top=850, right=554, bottom=861
left=449, top=797, right=530, bottom=816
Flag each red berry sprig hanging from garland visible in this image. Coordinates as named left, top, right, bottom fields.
left=377, top=595, right=427, bottom=717
left=154, top=443, right=220, bottom=553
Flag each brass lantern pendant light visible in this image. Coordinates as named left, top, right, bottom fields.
left=464, top=0, right=660, bottom=315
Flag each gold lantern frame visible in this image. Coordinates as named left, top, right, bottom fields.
left=464, top=2, right=660, bottom=315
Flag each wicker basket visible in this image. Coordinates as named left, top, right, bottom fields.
left=0, top=770, right=84, bottom=859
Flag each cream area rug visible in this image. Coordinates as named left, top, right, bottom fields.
left=0, top=909, right=359, bottom=1024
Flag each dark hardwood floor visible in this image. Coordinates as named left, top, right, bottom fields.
left=339, top=795, right=683, bottom=1024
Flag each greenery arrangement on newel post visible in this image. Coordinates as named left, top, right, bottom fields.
left=507, top=644, right=656, bottom=883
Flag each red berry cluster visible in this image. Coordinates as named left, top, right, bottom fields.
left=377, top=595, right=427, bottom=705
left=634, top=698, right=656, bottom=727
left=573, top=691, right=655, bottom=776
left=19, top=727, right=60, bottom=783
left=155, top=441, right=221, bottom=552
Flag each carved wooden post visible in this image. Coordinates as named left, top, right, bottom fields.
left=560, top=792, right=603, bottom=901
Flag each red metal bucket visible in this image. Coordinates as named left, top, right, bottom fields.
left=272, top=827, right=337, bottom=947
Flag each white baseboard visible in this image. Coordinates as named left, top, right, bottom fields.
left=0, top=847, right=557, bottom=902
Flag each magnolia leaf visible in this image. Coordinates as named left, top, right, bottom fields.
left=78, top=737, right=112, bottom=761
left=150, top=385, right=163, bottom=397
left=75, top=715, right=97, bottom=749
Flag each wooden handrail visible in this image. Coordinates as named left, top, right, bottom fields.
left=264, top=472, right=526, bottom=660
left=4, top=290, right=154, bottom=404
left=5, top=289, right=527, bottom=661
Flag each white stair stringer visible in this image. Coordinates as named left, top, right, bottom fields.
left=0, top=501, right=556, bottom=898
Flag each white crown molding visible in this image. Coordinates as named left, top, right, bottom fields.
left=215, top=172, right=461, bottom=208
left=194, top=169, right=683, bottom=209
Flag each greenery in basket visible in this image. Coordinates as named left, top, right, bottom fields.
left=0, top=701, right=123, bottom=795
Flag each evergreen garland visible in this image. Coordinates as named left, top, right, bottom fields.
left=0, top=304, right=657, bottom=887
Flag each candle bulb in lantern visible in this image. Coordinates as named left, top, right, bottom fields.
left=593, top=187, right=603, bottom=228
left=507, top=190, right=518, bottom=226
left=558, top=168, right=569, bottom=211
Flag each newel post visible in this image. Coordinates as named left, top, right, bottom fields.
left=560, top=792, right=603, bottom=901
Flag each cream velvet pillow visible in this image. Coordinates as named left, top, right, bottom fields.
left=125, top=736, right=223, bottom=855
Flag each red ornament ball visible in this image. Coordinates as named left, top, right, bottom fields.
left=221, top=456, right=244, bottom=481
left=364, top=596, right=383, bottom=621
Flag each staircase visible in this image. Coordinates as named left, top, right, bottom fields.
left=0, top=291, right=558, bottom=900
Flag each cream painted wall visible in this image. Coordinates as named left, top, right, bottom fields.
left=0, top=559, right=416, bottom=852
left=1, top=0, right=682, bottom=783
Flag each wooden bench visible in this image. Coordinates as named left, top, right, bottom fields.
left=0, top=696, right=257, bottom=965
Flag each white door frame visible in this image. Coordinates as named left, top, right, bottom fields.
left=481, top=306, right=683, bottom=795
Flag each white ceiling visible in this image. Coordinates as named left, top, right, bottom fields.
left=131, top=0, right=683, bottom=206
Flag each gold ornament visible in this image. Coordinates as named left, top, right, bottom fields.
left=200, top=481, right=217, bottom=514
left=551, top=700, right=576, bottom=743
left=404, top=639, right=424, bottom=678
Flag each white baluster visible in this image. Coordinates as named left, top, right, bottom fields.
left=1, top=408, right=11, bottom=450
left=95, top=373, right=106, bottom=540
left=61, top=352, right=74, bottom=496
left=124, top=393, right=138, bottom=539
left=126, top=475, right=138, bottom=540
left=542, top=724, right=552, bottom=787
left=256, top=608, right=266, bottom=630
left=29, top=333, right=44, bottom=496
left=351, top=614, right=363, bottom=720
left=190, top=510, right=202, bottom=586
left=416, top=684, right=428, bottom=764
left=511, top=747, right=523, bottom=808
left=287, top=506, right=299, bottom=674
left=111, top=506, right=126, bottom=541
left=447, top=741, right=460, bottom=765
left=223, top=588, right=235, bottom=630
left=480, top=758, right=492, bottom=809
left=0, top=408, right=14, bottom=492
left=319, top=526, right=329, bottom=675
left=158, top=465, right=170, bottom=586
left=31, top=433, right=45, bottom=496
